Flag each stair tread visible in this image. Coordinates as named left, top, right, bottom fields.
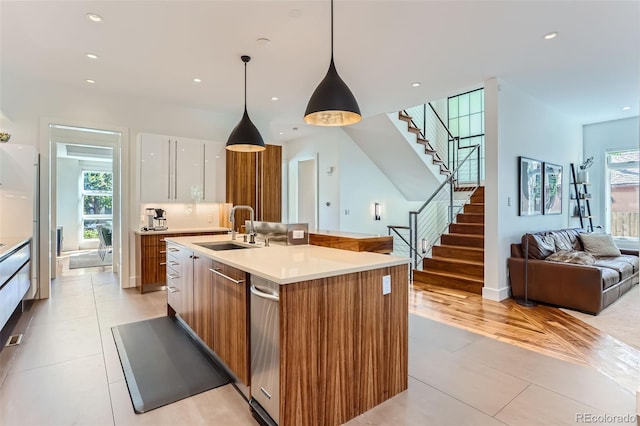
left=414, top=269, right=484, bottom=283
left=454, top=222, right=484, bottom=225
left=438, top=245, right=484, bottom=252
left=428, top=256, right=483, bottom=266
left=446, top=233, right=484, bottom=238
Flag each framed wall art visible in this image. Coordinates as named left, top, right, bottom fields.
left=543, top=162, right=562, bottom=215
left=519, top=156, right=543, bottom=216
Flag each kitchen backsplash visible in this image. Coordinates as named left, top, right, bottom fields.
left=140, top=202, right=232, bottom=230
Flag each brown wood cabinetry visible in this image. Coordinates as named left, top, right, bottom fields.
left=226, top=144, right=281, bottom=227
left=279, top=264, right=408, bottom=426
left=211, top=261, right=250, bottom=385
left=135, top=230, right=227, bottom=293
left=192, top=255, right=214, bottom=349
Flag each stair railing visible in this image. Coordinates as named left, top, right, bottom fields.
left=403, top=144, right=480, bottom=269
left=404, top=102, right=460, bottom=174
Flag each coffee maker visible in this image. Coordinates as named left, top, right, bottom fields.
left=143, top=208, right=168, bottom=231
left=153, top=208, right=167, bottom=230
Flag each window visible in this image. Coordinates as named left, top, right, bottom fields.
left=607, top=150, right=639, bottom=241
left=448, top=88, right=484, bottom=182
left=82, top=171, right=113, bottom=240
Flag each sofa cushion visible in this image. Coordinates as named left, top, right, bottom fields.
left=595, top=266, right=621, bottom=290
left=523, top=234, right=556, bottom=259
left=593, top=258, right=635, bottom=281
left=579, top=233, right=622, bottom=257
left=549, top=229, right=584, bottom=251
left=546, top=249, right=596, bottom=265
left=614, top=254, right=639, bottom=273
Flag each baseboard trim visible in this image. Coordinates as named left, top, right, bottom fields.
left=127, top=276, right=137, bottom=288
left=482, top=286, right=511, bottom=301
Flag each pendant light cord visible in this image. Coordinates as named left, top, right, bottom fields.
left=330, top=0, right=334, bottom=61
left=244, top=61, right=248, bottom=112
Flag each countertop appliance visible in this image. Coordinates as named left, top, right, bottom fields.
left=142, top=208, right=167, bottom=231
left=249, top=275, right=279, bottom=426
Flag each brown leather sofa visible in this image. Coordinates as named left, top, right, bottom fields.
left=508, top=228, right=639, bottom=315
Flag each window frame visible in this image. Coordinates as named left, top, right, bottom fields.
left=605, top=149, right=639, bottom=246
left=81, top=170, right=113, bottom=241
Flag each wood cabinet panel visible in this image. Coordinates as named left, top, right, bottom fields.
left=309, top=233, right=393, bottom=254
left=212, top=261, right=250, bottom=385
left=226, top=144, right=281, bottom=224
left=136, top=231, right=227, bottom=293
left=279, top=264, right=408, bottom=426
left=193, top=256, right=214, bottom=350
left=260, top=144, right=282, bottom=222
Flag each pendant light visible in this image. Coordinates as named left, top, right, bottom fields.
left=226, top=55, right=266, bottom=152
left=304, top=0, right=361, bottom=126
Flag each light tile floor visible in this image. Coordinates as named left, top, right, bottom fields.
left=0, top=270, right=636, bottom=426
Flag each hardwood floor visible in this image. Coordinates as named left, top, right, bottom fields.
left=410, top=282, right=640, bottom=394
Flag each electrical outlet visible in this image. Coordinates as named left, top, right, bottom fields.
left=382, top=275, right=391, bottom=295
left=345, top=209, right=350, bottom=215
left=207, top=215, right=213, bottom=223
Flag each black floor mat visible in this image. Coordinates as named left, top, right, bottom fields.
left=112, top=316, right=230, bottom=413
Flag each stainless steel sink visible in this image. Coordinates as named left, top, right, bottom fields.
left=195, top=242, right=255, bottom=251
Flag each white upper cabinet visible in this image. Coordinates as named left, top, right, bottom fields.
left=139, top=133, right=226, bottom=203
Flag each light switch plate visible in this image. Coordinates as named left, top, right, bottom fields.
left=382, top=275, right=391, bottom=295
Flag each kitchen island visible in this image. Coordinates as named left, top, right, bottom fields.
left=165, top=234, right=409, bottom=426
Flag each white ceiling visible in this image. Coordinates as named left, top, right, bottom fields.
left=1, top=1, right=638, bottom=140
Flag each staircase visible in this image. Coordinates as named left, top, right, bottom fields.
left=413, top=186, right=485, bottom=294
left=397, top=111, right=451, bottom=176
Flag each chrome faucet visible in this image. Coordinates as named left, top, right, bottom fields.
left=229, top=205, right=256, bottom=244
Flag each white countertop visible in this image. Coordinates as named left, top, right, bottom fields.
left=0, top=236, right=31, bottom=260
left=166, top=234, right=409, bottom=285
left=134, top=227, right=229, bottom=235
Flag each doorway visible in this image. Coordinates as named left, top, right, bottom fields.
left=49, top=124, right=125, bottom=285
left=288, top=154, right=318, bottom=231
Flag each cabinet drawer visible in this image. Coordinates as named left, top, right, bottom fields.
left=211, top=261, right=247, bottom=284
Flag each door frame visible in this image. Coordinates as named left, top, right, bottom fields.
left=287, top=153, right=319, bottom=231
left=40, top=118, right=130, bottom=297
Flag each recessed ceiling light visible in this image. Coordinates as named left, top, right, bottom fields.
left=85, top=79, right=96, bottom=84
left=411, top=82, right=421, bottom=87
left=193, top=78, right=202, bottom=83
left=86, top=13, right=103, bottom=22
left=279, top=132, right=284, bottom=135
left=271, top=97, right=279, bottom=101
left=622, top=106, right=631, bottom=111
left=85, top=53, right=98, bottom=59
left=257, top=38, right=271, bottom=46
left=543, top=31, right=558, bottom=40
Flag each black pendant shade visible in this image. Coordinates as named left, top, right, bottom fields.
left=304, top=58, right=361, bottom=126
left=304, top=0, right=361, bottom=126
left=227, top=55, right=266, bottom=152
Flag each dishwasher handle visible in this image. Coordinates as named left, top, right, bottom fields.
left=250, top=284, right=279, bottom=302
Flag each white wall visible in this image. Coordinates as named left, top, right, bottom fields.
left=284, top=127, right=423, bottom=236
left=583, top=117, right=640, bottom=237
left=56, top=158, right=80, bottom=251
left=484, top=78, right=583, bottom=301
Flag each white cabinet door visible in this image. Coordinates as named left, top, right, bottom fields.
left=140, top=133, right=226, bottom=203
left=175, top=138, right=205, bottom=202
left=140, top=134, right=172, bottom=202
left=202, top=140, right=226, bottom=202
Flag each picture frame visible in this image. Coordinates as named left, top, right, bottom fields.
left=519, top=156, right=543, bottom=216
left=543, top=162, right=563, bottom=215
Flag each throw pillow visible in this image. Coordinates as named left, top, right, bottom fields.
left=550, top=232, right=572, bottom=251
left=546, top=249, right=596, bottom=266
left=522, top=234, right=556, bottom=259
left=579, top=233, right=622, bottom=257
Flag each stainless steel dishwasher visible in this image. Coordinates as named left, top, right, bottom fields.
left=249, top=276, right=280, bottom=426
